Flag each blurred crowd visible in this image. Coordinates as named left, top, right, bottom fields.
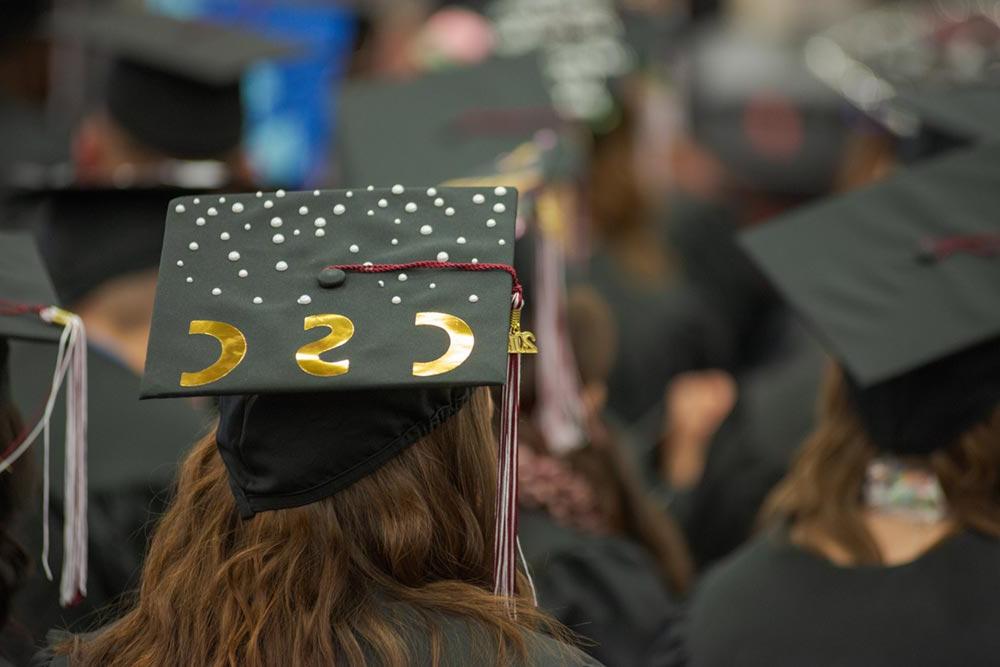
left=1, top=0, right=999, bottom=665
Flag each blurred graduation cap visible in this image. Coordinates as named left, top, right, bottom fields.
left=337, top=55, right=558, bottom=185
left=741, top=142, right=1000, bottom=454
left=51, top=5, right=296, bottom=160
left=142, top=185, right=532, bottom=596
left=0, top=232, right=87, bottom=606
left=688, top=24, right=848, bottom=196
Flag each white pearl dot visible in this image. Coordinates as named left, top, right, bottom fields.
left=366, top=185, right=374, bottom=191
left=486, top=219, right=497, bottom=228
left=264, top=200, right=274, bottom=209
left=457, top=236, right=467, bottom=244
left=293, top=229, right=301, bottom=236
left=273, top=234, right=285, bottom=244
left=469, top=294, right=479, bottom=303
left=391, top=296, right=402, bottom=304
left=434, top=197, right=444, bottom=207
left=186, top=276, right=193, bottom=283
left=189, top=242, right=199, bottom=251
left=493, top=203, right=506, bottom=213
left=437, top=251, right=449, bottom=262
left=391, top=238, right=399, bottom=245
left=253, top=296, right=263, bottom=304
left=367, top=210, right=374, bottom=216
left=244, top=223, right=252, bottom=230
left=194, top=198, right=201, bottom=204
left=378, top=280, right=385, bottom=287
left=228, top=251, right=240, bottom=261
left=499, top=239, right=507, bottom=245
left=313, top=189, right=321, bottom=196
left=208, top=207, right=218, bottom=216
left=270, top=217, right=283, bottom=228
left=405, top=202, right=418, bottom=213
left=346, top=190, right=353, bottom=198
left=212, top=288, right=222, bottom=296
left=349, top=244, right=359, bottom=253
left=420, top=225, right=433, bottom=236
left=429, top=283, right=436, bottom=289
left=445, top=207, right=455, bottom=216
left=220, top=232, right=230, bottom=240
left=472, top=258, right=479, bottom=264
left=175, top=203, right=186, bottom=213
left=314, top=217, right=326, bottom=227
left=276, top=189, right=286, bottom=198
left=378, top=198, right=388, bottom=208
left=297, top=294, right=312, bottom=305
left=196, top=217, right=206, bottom=226
left=398, top=273, right=408, bottom=282
left=473, top=193, right=485, bottom=204
left=426, top=187, right=437, bottom=196
left=299, top=206, right=309, bottom=215
left=494, top=186, right=507, bottom=196
left=363, top=261, right=373, bottom=267
left=256, top=191, right=263, bottom=198
left=239, top=269, right=248, bottom=278
left=394, top=218, right=401, bottom=225
left=315, top=229, right=326, bottom=237
left=334, top=204, right=346, bottom=215
left=392, top=184, right=405, bottom=194
left=275, top=261, right=288, bottom=271
left=232, top=202, right=244, bottom=213
left=219, top=196, right=227, bottom=203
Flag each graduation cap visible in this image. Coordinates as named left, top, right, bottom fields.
left=51, top=6, right=295, bottom=160
left=141, top=185, right=535, bottom=599
left=0, top=232, right=87, bottom=607
left=337, top=56, right=558, bottom=186
left=740, top=142, right=1000, bottom=454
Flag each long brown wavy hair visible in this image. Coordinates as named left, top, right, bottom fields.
left=762, top=366, right=1000, bottom=564
left=59, top=388, right=566, bottom=666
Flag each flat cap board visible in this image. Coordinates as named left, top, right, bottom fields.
left=740, top=142, right=1000, bottom=387
left=0, top=232, right=63, bottom=343
left=894, top=86, right=1000, bottom=142
left=141, top=186, right=519, bottom=398
left=337, top=56, right=555, bottom=186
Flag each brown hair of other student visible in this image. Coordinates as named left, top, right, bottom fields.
left=58, top=388, right=567, bottom=667
left=762, top=366, right=1000, bottom=564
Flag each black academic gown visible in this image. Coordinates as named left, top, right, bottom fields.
left=8, top=341, right=208, bottom=641
left=683, top=530, right=1000, bottom=667
left=518, top=509, right=681, bottom=667
left=33, top=602, right=605, bottom=667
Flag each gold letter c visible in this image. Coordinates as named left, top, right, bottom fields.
left=412, top=312, right=475, bottom=377
left=179, top=320, right=247, bottom=387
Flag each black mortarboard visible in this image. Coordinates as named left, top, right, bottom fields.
left=141, top=185, right=525, bottom=510
left=337, top=56, right=557, bottom=186
left=0, top=232, right=88, bottom=606
left=52, top=6, right=294, bottom=159
left=741, top=143, right=1000, bottom=454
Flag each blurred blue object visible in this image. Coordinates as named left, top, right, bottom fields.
left=148, top=0, right=356, bottom=187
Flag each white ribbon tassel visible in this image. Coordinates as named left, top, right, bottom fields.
left=0, top=308, right=88, bottom=606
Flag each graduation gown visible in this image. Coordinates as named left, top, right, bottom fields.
left=33, top=603, right=605, bottom=667
left=8, top=341, right=207, bottom=641
left=518, top=509, right=681, bottom=667
left=684, top=530, right=1000, bottom=667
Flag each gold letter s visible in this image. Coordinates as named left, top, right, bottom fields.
left=296, top=314, right=354, bottom=377
left=412, top=312, right=475, bottom=377
left=179, top=320, right=247, bottom=387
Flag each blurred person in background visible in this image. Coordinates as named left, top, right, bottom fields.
left=8, top=6, right=290, bottom=642
left=685, top=139, right=1000, bottom=665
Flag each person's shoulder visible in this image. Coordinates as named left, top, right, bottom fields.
left=692, top=531, right=797, bottom=609
left=519, top=628, right=604, bottom=667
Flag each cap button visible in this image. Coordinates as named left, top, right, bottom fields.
left=317, top=267, right=347, bottom=288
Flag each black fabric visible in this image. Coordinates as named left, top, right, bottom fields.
left=217, top=387, right=470, bottom=517
left=0, top=233, right=62, bottom=343
left=685, top=530, right=1000, bottom=667
left=518, top=509, right=679, bottom=667
left=107, top=60, right=243, bottom=160
left=848, top=336, right=1000, bottom=455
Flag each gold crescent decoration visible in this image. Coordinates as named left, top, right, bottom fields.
left=179, top=320, right=248, bottom=387
left=296, top=314, right=354, bottom=377
left=412, top=312, right=475, bottom=377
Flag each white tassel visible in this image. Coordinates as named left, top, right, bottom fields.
left=0, top=308, right=88, bottom=606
